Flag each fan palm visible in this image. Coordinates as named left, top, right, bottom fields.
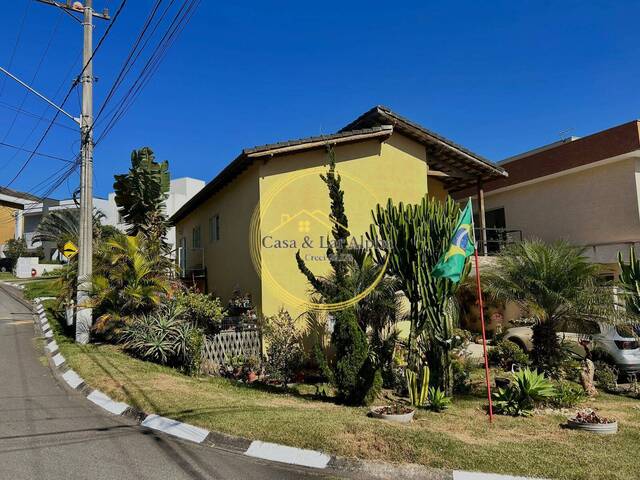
left=483, top=240, right=626, bottom=372
left=31, top=208, right=106, bottom=252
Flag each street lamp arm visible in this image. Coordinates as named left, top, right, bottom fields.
left=0, top=66, right=81, bottom=125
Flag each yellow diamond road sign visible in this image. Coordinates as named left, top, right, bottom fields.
left=63, top=241, right=78, bottom=259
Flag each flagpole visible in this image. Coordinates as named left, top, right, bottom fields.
left=471, top=198, right=494, bottom=423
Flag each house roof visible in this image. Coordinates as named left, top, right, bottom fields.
left=341, top=105, right=507, bottom=192
left=456, top=119, right=640, bottom=197
left=0, top=187, right=43, bottom=209
left=170, top=126, right=393, bottom=224
left=0, top=187, right=41, bottom=202
left=170, top=107, right=507, bottom=224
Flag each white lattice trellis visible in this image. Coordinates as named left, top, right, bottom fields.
left=201, top=330, right=262, bottom=365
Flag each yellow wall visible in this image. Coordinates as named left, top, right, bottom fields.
left=258, top=132, right=429, bottom=318
left=427, top=176, right=448, bottom=201
left=175, top=163, right=263, bottom=311
left=0, top=206, right=16, bottom=244
left=176, top=131, right=446, bottom=319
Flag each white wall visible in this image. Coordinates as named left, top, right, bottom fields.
left=484, top=155, right=640, bottom=265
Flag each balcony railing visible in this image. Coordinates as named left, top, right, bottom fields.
left=475, top=228, right=523, bottom=255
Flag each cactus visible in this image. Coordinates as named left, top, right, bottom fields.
left=618, top=246, right=640, bottom=314
left=369, top=196, right=467, bottom=394
left=405, top=364, right=430, bottom=407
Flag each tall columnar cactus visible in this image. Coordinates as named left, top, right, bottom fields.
left=618, top=246, right=640, bottom=314
left=368, top=196, right=465, bottom=393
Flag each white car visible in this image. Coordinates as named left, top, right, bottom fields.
left=502, top=319, right=640, bottom=376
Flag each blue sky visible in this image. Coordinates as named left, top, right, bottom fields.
left=0, top=0, right=639, bottom=198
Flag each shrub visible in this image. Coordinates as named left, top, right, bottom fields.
left=451, top=353, right=476, bottom=394
left=331, top=308, right=369, bottom=404
left=174, top=289, right=224, bottom=333
left=493, top=368, right=556, bottom=416
left=547, top=382, right=587, bottom=409
left=428, top=387, right=452, bottom=412
left=488, top=340, right=529, bottom=371
left=594, top=362, right=618, bottom=391
left=121, top=305, right=204, bottom=374
left=264, top=309, right=304, bottom=385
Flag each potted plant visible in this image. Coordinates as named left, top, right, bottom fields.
left=567, top=409, right=618, bottom=434
left=243, top=356, right=260, bottom=383
left=370, top=403, right=415, bottom=424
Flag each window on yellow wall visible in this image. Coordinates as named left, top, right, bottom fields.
left=192, top=225, right=201, bottom=249
left=208, top=214, right=220, bottom=242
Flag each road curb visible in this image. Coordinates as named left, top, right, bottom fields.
left=24, top=290, right=546, bottom=480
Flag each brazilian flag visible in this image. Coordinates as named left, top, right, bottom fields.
left=432, top=199, right=475, bottom=283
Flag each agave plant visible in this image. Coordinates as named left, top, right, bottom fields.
left=121, top=304, right=203, bottom=373
left=493, top=368, right=556, bottom=416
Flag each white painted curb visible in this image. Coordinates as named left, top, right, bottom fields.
left=141, top=414, right=210, bottom=443
left=44, top=330, right=53, bottom=339
left=245, top=440, right=331, bottom=469
left=453, top=472, right=545, bottom=480
left=52, top=353, right=65, bottom=367
left=62, top=369, right=85, bottom=389
left=87, top=390, right=130, bottom=415
left=45, top=341, right=58, bottom=354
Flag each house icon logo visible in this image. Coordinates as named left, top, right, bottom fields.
left=269, top=209, right=350, bottom=238
left=249, top=165, right=388, bottom=312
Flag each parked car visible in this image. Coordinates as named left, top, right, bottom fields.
left=0, top=258, right=13, bottom=272
left=503, top=319, right=640, bottom=375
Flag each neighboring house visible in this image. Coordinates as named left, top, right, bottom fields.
left=100, top=177, right=205, bottom=252
left=0, top=188, right=41, bottom=257
left=18, top=177, right=204, bottom=259
left=170, top=105, right=508, bottom=318
left=19, top=197, right=111, bottom=260
left=458, top=120, right=640, bottom=272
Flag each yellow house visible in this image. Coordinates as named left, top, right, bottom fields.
left=170, top=106, right=507, bottom=318
left=0, top=188, right=39, bottom=252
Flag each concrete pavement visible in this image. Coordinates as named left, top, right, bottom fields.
left=0, top=284, right=347, bottom=480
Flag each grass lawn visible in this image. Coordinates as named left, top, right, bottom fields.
left=0, top=272, right=16, bottom=280
left=27, top=284, right=640, bottom=480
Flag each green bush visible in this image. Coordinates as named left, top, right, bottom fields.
left=488, top=340, right=529, bottom=371
left=547, top=382, right=587, bottom=409
left=174, top=289, right=224, bottom=334
left=121, top=305, right=204, bottom=374
left=264, top=309, right=304, bottom=385
left=493, top=368, right=556, bottom=416
left=331, top=308, right=369, bottom=405
left=594, top=362, right=618, bottom=391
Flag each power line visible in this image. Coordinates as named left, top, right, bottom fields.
left=0, top=100, right=77, bottom=132
left=0, top=0, right=32, bottom=98
left=0, top=141, right=74, bottom=163
left=95, top=0, right=201, bottom=144
left=2, top=12, right=64, bottom=142
left=0, top=0, right=127, bottom=194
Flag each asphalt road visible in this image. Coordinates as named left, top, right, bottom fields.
left=0, top=284, right=349, bottom=480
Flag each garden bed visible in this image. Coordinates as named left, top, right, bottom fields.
left=27, top=282, right=640, bottom=480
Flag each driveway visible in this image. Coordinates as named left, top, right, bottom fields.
left=0, top=283, right=349, bottom=480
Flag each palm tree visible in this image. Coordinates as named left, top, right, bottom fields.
left=91, top=233, right=170, bottom=337
left=483, top=240, right=624, bottom=372
left=31, top=209, right=106, bottom=252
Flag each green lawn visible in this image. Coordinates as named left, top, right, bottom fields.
left=28, top=283, right=640, bottom=480
left=0, top=272, right=15, bottom=280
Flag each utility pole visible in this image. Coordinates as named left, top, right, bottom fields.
left=36, top=0, right=110, bottom=343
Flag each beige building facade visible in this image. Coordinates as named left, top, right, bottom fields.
left=462, top=120, right=640, bottom=270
